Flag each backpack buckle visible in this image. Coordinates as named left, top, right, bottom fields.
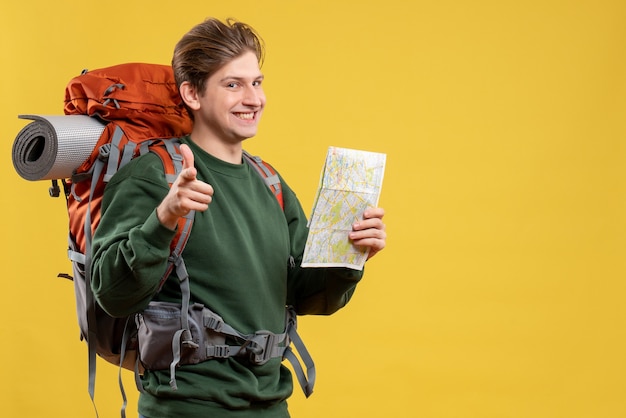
left=247, top=331, right=277, bottom=365
left=203, top=311, right=224, bottom=332
left=207, top=344, right=230, bottom=359
left=98, top=143, right=111, bottom=161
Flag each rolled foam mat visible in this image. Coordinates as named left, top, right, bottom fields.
left=12, top=114, right=105, bottom=181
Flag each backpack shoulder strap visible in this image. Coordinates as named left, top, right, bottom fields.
left=147, top=138, right=199, bottom=392
left=242, top=150, right=284, bottom=210
left=148, top=138, right=195, bottom=291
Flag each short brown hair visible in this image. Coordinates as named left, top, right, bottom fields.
left=172, top=18, right=265, bottom=103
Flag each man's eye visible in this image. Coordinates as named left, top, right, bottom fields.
left=227, top=82, right=239, bottom=88
left=253, top=80, right=262, bottom=87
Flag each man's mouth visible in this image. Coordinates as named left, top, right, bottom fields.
left=234, top=112, right=255, bottom=120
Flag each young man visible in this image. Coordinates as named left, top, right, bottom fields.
left=91, top=18, right=387, bottom=418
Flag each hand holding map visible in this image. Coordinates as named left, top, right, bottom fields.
left=302, top=147, right=386, bottom=270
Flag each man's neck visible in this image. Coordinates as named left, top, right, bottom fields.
left=190, top=129, right=244, bottom=164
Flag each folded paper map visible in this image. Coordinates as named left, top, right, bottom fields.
left=302, top=146, right=386, bottom=270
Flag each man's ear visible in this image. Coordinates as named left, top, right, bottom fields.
left=179, top=81, right=201, bottom=111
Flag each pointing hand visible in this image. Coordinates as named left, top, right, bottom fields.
left=157, top=144, right=214, bottom=230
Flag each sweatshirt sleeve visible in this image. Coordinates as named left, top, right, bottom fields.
left=282, top=177, right=364, bottom=315
left=90, top=153, right=176, bottom=317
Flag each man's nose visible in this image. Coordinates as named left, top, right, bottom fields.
left=243, top=85, right=263, bottom=106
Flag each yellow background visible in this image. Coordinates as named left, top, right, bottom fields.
left=2, top=0, right=626, bottom=417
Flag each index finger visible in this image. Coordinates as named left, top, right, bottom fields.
left=363, top=207, right=385, bottom=220
left=179, top=143, right=195, bottom=171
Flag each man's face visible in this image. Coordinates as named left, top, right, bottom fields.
left=195, top=51, right=266, bottom=144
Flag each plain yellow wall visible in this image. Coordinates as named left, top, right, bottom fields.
left=2, top=0, right=626, bottom=417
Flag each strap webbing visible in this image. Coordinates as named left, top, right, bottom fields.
left=242, top=151, right=282, bottom=196
left=84, top=156, right=106, bottom=416
left=68, top=248, right=86, bottom=265
left=163, top=139, right=184, bottom=173
left=119, top=141, right=136, bottom=171
left=168, top=258, right=199, bottom=390
left=104, top=126, right=124, bottom=182
left=117, top=316, right=136, bottom=418
left=284, top=321, right=316, bottom=397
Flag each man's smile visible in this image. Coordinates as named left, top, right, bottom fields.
left=234, top=112, right=256, bottom=120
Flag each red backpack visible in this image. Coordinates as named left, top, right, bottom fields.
left=60, top=63, right=284, bottom=411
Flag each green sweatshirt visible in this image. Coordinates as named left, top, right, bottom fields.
left=91, top=136, right=363, bottom=418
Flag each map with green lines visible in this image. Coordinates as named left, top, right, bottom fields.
left=302, top=146, right=386, bottom=270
